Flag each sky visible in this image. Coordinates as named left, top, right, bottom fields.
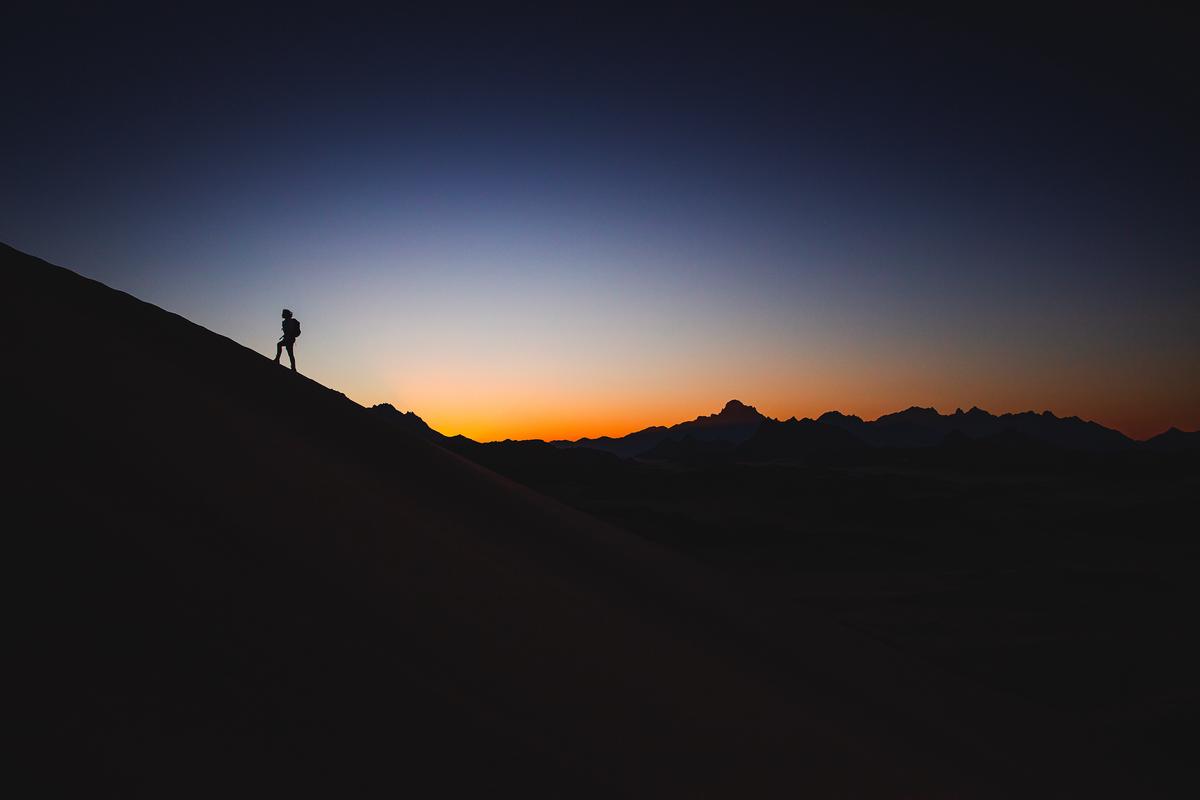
left=4, top=6, right=1198, bottom=440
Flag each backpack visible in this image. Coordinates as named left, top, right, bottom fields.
left=286, top=318, right=301, bottom=338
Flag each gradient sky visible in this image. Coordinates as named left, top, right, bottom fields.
left=4, top=7, right=1197, bottom=440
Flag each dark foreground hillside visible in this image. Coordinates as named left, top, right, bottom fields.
left=435, top=422, right=1200, bottom=794
left=8, top=243, right=1157, bottom=797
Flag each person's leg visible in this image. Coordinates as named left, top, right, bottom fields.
left=275, top=340, right=284, bottom=363
left=286, top=341, right=296, bottom=370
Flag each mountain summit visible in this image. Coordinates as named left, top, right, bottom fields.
left=696, top=398, right=764, bottom=425
left=555, top=399, right=768, bottom=457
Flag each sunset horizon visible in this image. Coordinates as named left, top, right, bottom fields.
left=10, top=6, right=1198, bottom=796
left=11, top=236, right=1196, bottom=442
left=372, top=393, right=1194, bottom=445
left=6, top=9, right=1196, bottom=447
left=16, top=244, right=1193, bottom=443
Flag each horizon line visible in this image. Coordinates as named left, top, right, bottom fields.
left=380, top=399, right=1191, bottom=445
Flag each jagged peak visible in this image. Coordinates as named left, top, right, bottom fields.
left=819, top=410, right=864, bottom=424
left=876, top=405, right=941, bottom=423
left=686, top=399, right=766, bottom=426
left=372, top=402, right=426, bottom=416
left=718, top=399, right=760, bottom=417
left=372, top=402, right=424, bottom=420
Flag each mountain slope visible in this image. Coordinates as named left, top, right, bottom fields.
left=1143, top=426, right=1200, bottom=453
left=10, top=243, right=1132, bottom=796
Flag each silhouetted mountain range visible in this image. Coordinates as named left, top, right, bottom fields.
left=380, top=398, right=1192, bottom=463
left=818, top=406, right=1139, bottom=452
left=546, top=399, right=766, bottom=457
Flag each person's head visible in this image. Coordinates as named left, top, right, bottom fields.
left=282, top=309, right=293, bottom=319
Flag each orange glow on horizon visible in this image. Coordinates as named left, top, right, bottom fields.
left=270, top=279, right=1200, bottom=447
left=352, top=385, right=1198, bottom=444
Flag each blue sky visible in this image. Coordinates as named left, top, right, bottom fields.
left=4, top=7, right=1197, bottom=438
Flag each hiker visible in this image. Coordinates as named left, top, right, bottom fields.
left=274, top=308, right=301, bottom=370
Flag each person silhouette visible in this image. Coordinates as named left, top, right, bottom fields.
left=274, top=308, right=300, bottom=371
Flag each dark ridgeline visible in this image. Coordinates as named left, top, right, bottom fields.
left=519, top=402, right=1172, bottom=461
left=11, top=242, right=1197, bottom=797
left=385, top=391, right=1195, bottom=471
left=1142, top=426, right=1200, bottom=453
left=817, top=406, right=1139, bottom=452
left=545, top=399, right=767, bottom=458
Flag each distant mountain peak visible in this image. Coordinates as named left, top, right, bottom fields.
left=819, top=410, right=864, bottom=424
left=370, top=403, right=445, bottom=441
left=1142, top=426, right=1200, bottom=453
left=718, top=399, right=760, bottom=417
left=681, top=399, right=767, bottom=429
